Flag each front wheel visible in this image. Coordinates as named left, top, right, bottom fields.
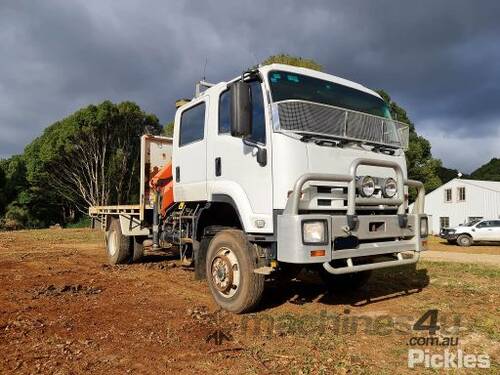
left=205, top=230, right=265, bottom=313
left=457, top=234, right=473, bottom=247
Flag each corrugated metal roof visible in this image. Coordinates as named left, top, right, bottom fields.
left=409, top=178, right=500, bottom=209
left=459, top=179, right=500, bottom=192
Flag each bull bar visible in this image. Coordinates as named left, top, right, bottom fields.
left=278, top=158, right=426, bottom=274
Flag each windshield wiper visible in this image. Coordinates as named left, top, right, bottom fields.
left=371, top=145, right=396, bottom=155
left=295, top=131, right=397, bottom=154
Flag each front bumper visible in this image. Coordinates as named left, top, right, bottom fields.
left=276, top=158, right=427, bottom=275
left=440, top=231, right=457, bottom=240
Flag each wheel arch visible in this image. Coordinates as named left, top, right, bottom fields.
left=194, top=197, right=244, bottom=242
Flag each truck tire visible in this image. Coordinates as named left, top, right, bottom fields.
left=105, top=218, right=132, bottom=265
left=319, top=268, right=372, bottom=293
left=205, top=229, right=265, bottom=313
left=132, top=236, right=146, bottom=262
left=457, top=234, right=472, bottom=247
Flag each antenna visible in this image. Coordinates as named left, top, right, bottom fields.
left=195, top=57, right=214, bottom=97
left=250, top=51, right=259, bottom=68
left=202, top=57, right=208, bottom=81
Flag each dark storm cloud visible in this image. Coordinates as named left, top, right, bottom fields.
left=1, top=0, right=499, bottom=171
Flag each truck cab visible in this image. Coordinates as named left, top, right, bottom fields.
left=92, top=63, right=428, bottom=313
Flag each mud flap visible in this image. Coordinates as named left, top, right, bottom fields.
left=194, top=237, right=212, bottom=280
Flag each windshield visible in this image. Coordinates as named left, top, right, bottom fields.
left=268, top=70, right=391, bottom=118
left=464, top=219, right=481, bottom=227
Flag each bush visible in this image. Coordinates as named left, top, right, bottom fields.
left=3, top=203, right=29, bottom=227
left=65, top=216, right=91, bottom=228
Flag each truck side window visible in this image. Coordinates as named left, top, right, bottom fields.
left=219, top=90, right=231, bottom=134
left=249, top=81, right=266, bottom=144
left=179, top=102, right=206, bottom=146
left=218, top=82, right=266, bottom=144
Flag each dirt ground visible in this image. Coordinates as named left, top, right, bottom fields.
left=427, top=235, right=500, bottom=255
left=0, top=229, right=499, bottom=374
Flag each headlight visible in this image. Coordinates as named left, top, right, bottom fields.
left=358, top=176, right=375, bottom=197
left=420, top=217, right=428, bottom=237
left=302, top=220, right=327, bottom=244
left=382, top=177, right=398, bottom=198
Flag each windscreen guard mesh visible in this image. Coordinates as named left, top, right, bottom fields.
left=277, top=100, right=409, bottom=149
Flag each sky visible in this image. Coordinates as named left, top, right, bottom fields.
left=1, top=0, right=499, bottom=173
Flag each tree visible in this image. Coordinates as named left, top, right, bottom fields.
left=24, top=101, right=162, bottom=213
left=0, top=155, right=64, bottom=229
left=470, top=158, right=500, bottom=181
left=438, top=166, right=469, bottom=184
left=377, top=90, right=442, bottom=193
left=163, top=121, right=174, bottom=137
left=0, top=155, right=26, bottom=203
left=0, top=166, right=5, bottom=216
left=261, top=54, right=323, bottom=71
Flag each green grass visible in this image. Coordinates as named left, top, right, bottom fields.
left=420, top=260, right=500, bottom=279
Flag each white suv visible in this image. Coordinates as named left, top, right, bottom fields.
left=440, top=219, right=500, bottom=247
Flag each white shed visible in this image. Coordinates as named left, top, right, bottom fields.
left=410, top=178, right=500, bottom=234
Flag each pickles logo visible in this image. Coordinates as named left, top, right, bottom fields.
left=408, top=349, right=490, bottom=369
left=407, top=310, right=490, bottom=369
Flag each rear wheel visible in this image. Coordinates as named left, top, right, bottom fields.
left=457, top=234, right=472, bottom=247
left=132, top=236, right=146, bottom=262
left=205, top=230, right=264, bottom=313
left=106, top=218, right=132, bottom=265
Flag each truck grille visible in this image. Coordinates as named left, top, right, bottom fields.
left=299, top=183, right=395, bottom=214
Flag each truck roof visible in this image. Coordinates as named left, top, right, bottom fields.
left=182, top=63, right=383, bottom=110
left=258, top=63, right=382, bottom=99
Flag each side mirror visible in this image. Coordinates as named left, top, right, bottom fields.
left=230, top=80, right=252, bottom=138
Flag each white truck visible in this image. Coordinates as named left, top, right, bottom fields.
left=90, top=63, right=428, bottom=313
left=440, top=219, right=500, bottom=246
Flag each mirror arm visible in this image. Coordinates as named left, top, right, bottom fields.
left=242, top=138, right=267, bottom=167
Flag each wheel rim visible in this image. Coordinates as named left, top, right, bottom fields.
left=210, top=246, right=240, bottom=298
left=108, top=230, right=118, bottom=257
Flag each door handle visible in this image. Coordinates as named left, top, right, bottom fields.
left=175, top=166, right=180, bottom=182
left=215, top=157, right=222, bottom=177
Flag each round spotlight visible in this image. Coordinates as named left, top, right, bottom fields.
left=359, top=176, right=375, bottom=197
left=382, top=177, right=398, bottom=198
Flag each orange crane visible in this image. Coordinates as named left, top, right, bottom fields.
left=149, top=162, right=174, bottom=217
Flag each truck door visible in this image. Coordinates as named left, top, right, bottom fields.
left=208, top=81, right=273, bottom=233
left=479, top=220, right=500, bottom=240
left=173, top=98, right=208, bottom=202
left=491, top=220, right=500, bottom=240
left=473, top=221, right=491, bottom=240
